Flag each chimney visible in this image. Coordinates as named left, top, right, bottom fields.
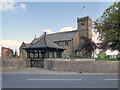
left=44, top=32, right=47, bottom=35
left=35, top=35, right=36, bottom=38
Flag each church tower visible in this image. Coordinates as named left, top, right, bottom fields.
left=77, top=16, right=92, bottom=44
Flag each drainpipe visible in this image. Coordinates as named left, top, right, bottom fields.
left=72, top=38, right=74, bottom=57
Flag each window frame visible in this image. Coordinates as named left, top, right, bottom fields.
left=65, top=41, right=69, bottom=46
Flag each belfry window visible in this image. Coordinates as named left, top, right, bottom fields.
left=82, top=23, right=84, bottom=29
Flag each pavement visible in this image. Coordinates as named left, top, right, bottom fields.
left=2, top=68, right=119, bottom=88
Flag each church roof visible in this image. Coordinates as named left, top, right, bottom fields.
left=24, top=34, right=65, bottom=50
left=46, top=30, right=78, bottom=42
left=30, top=30, right=78, bottom=44
left=23, top=30, right=78, bottom=50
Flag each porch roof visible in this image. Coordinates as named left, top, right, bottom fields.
left=24, top=33, right=65, bottom=50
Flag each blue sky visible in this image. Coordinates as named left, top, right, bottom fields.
left=2, top=2, right=114, bottom=42
left=1, top=1, right=119, bottom=56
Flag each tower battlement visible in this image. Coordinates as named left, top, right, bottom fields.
left=77, top=16, right=91, bottom=22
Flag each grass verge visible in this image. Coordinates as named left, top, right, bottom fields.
left=69, top=57, right=119, bottom=61
left=95, top=58, right=119, bottom=61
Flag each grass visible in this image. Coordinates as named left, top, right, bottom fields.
left=70, top=57, right=84, bottom=59
left=68, top=57, right=119, bottom=61
left=95, top=58, right=119, bottom=61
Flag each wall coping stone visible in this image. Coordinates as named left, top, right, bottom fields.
left=44, top=59, right=120, bottom=62
left=44, top=58, right=95, bottom=61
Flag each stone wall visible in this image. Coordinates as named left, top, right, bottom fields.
left=61, top=40, right=73, bottom=57
left=54, top=40, right=73, bottom=57
left=2, top=58, right=26, bottom=71
left=44, top=59, right=119, bottom=73
left=73, top=31, right=80, bottom=56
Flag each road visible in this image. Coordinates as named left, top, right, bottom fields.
left=2, top=68, right=119, bottom=88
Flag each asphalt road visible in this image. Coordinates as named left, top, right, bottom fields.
left=2, top=68, right=119, bottom=88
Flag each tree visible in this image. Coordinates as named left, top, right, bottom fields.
left=98, top=51, right=106, bottom=58
left=81, top=36, right=111, bottom=58
left=9, top=49, right=14, bottom=57
left=81, top=36, right=96, bottom=57
left=94, top=2, right=120, bottom=52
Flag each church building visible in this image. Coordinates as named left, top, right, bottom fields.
left=19, top=16, right=92, bottom=59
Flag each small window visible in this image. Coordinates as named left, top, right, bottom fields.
left=82, top=23, right=84, bottom=29
left=65, top=41, right=68, bottom=45
left=82, top=23, right=84, bottom=26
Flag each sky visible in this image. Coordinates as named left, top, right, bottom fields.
left=0, top=0, right=118, bottom=56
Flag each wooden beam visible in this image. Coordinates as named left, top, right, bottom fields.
left=52, top=51, right=54, bottom=58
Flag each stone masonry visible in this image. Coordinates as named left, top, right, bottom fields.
left=44, top=59, right=119, bottom=73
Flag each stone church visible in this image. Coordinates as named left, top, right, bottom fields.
left=19, top=16, right=92, bottom=59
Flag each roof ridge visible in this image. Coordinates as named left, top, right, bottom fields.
left=31, top=34, right=44, bottom=44
left=46, top=30, right=78, bottom=36
left=44, top=35, right=48, bottom=47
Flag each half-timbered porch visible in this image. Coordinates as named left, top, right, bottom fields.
left=26, top=48, right=64, bottom=59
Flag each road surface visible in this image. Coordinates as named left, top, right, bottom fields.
left=2, top=68, right=119, bottom=88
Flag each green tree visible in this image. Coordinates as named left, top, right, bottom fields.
left=98, top=51, right=106, bottom=58
left=9, top=49, right=14, bottom=57
left=94, top=2, right=120, bottom=52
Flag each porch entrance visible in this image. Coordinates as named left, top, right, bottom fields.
left=24, top=33, right=65, bottom=68
left=30, top=59, right=44, bottom=68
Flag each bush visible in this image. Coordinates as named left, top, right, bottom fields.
left=98, top=51, right=106, bottom=58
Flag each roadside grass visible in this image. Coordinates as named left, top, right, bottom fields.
left=69, top=57, right=119, bottom=61
left=95, top=58, right=119, bottom=61
left=70, top=57, right=84, bottom=59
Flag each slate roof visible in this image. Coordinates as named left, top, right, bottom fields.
left=30, top=38, right=38, bottom=44
left=23, top=30, right=78, bottom=50
left=24, top=34, right=65, bottom=50
left=46, top=30, right=78, bottom=42
left=20, top=42, right=30, bottom=49
left=30, top=34, right=45, bottom=44
left=24, top=43, right=30, bottom=47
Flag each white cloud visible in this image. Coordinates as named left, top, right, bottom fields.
left=0, top=0, right=15, bottom=11
left=0, top=0, right=26, bottom=11
left=44, top=29, right=56, bottom=34
left=0, top=40, right=22, bottom=56
left=43, top=27, right=76, bottom=34
left=20, top=3, right=26, bottom=10
left=60, top=27, right=76, bottom=32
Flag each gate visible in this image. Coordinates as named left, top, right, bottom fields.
left=30, top=59, right=44, bottom=68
